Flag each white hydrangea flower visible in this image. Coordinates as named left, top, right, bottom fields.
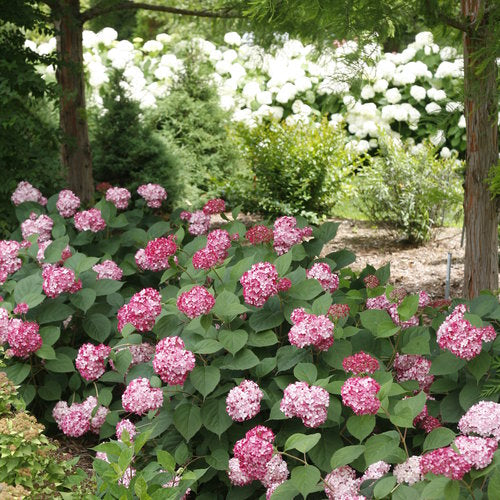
left=361, top=85, right=375, bottom=99
left=414, top=31, right=434, bottom=48
left=373, top=79, right=389, bottom=93
left=256, top=91, right=273, bottom=105
left=425, top=102, right=442, bottom=114
left=276, top=82, right=297, bottom=103
left=97, top=27, right=118, bottom=46
left=143, top=40, right=163, bottom=52
left=440, top=147, right=452, bottom=159
left=386, top=88, right=402, bottom=104
left=410, top=85, right=427, bottom=101
left=458, top=115, right=466, bottom=128
left=156, top=33, right=171, bottom=43
left=430, top=129, right=446, bottom=146
left=224, top=32, right=242, bottom=46
left=427, top=88, right=446, bottom=101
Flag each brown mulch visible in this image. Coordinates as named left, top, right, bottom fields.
left=54, top=434, right=96, bottom=478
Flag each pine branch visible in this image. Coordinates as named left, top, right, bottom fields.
left=424, top=0, right=471, bottom=34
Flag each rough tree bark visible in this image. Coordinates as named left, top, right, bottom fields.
left=56, top=0, right=94, bottom=203
left=462, top=0, right=499, bottom=298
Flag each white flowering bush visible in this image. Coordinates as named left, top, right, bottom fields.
left=2, top=181, right=500, bottom=497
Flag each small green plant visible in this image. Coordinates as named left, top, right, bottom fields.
left=354, top=136, right=463, bottom=243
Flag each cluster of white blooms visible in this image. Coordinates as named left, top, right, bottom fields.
left=26, top=28, right=499, bottom=154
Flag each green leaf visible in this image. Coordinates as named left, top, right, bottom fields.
left=254, top=357, right=277, bottom=377
left=360, top=309, right=393, bottom=336
left=488, top=467, right=500, bottom=499
left=291, top=465, right=321, bottom=498
left=312, top=293, right=332, bottom=315
left=364, top=432, right=401, bottom=464
left=219, top=329, right=248, bottom=355
left=98, top=387, right=113, bottom=406
left=249, top=309, right=284, bottom=332
left=37, top=302, right=73, bottom=324
left=397, top=295, right=419, bottom=322
left=148, top=221, right=170, bottom=239
left=401, top=327, right=430, bottom=355
left=157, top=450, right=175, bottom=473
left=5, top=362, right=31, bottom=384
left=114, top=349, right=133, bottom=375
left=223, top=349, right=260, bottom=370
left=374, top=476, right=397, bottom=499
left=391, top=391, right=426, bottom=428
left=285, top=433, right=321, bottom=453
left=212, top=290, right=247, bottom=321
left=201, top=398, right=232, bottom=437
left=247, top=330, right=278, bottom=347
left=39, top=381, right=62, bottom=401
left=65, top=255, right=99, bottom=273
left=70, top=288, right=96, bottom=312
left=430, top=352, right=466, bottom=375
left=190, top=366, right=220, bottom=397
left=467, top=351, right=491, bottom=381
left=422, top=477, right=453, bottom=499
left=19, top=292, right=45, bottom=309
left=293, top=363, right=317, bottom=384
left=93, top=279, right=124, bottom=296
left=330, top=445, right=365, bottom=468
left=276, top=345, right=308, bottom=372
left=173, top=404, right=201, bottom=441
left=288, top=279, right=324, bottom=300
left=347, top=415, right=375, bottom=442
left=14, top=273, right=43, bottom=303
left=313, top=222, right=339, bottom=244
left=43, top=237, right=69, bottom=263
left=326, top=249, right=356, bottom=271
left=206, top=449, right=229, bottom=471
left=322, top=339, right=352, bottom=369
left=83, top=313, right=111, bottom=343
left=45, top=352, right=75, bottom=373
left=35, top=344, right=56, bottom=360
left=194, top=339, right=222, bottom=354
left=375, top=263, right=390, bottom=285
left=423, top=427, right=456, bottom=451
left=39, top=326, right=60, bottom=346
left=275, top=251, right=292, bottom=276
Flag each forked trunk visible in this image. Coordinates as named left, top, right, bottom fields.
left=462, top=0, right=499, bottom=297
left=56, top=0, right=94, bottom=203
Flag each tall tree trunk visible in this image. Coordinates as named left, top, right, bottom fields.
left=56, top=0, right=94, bottom=203
left=462, top=0, right=499, bottom=298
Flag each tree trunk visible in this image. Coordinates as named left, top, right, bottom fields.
left=462, top=0, right=499, bottom=298
left=56, top=0, right=94, bottom=203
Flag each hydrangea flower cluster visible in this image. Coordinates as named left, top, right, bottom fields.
left=53, top=396, right=108, bottom=437
left=74, top=208, right=106, bottom=232
left=6, top=319, right=42, bottom=358
left=366, top=294, right=391, bottom=310
left=327, top=303, right=350, bottom=321
left=153, top=336, right=195, bottom=386
left=306, top=262, right=339, bottom=292
left=420, top=447, right=472, bottom=480
left=92, top=259, right=123, bottom=280
left=0, top=308, right=9, bottom=343
left=436, top=304, right=497, bottom=360
left=393, top=354, right=434, bottom=392
left=181, top=210, right=211, bottom=235
left=324, top=466, right=362, bottom=499
left=42, top=264, right=82, bottom=298
left=137, top=183, right=167, bottom=208
left=393, top=456, right=423, bottom=485
left=56, top=189, right=80, bottom=217
left=341, top=376, right=381, bottom=415
left=75, top=343, right=111, bottom=381
left=116, top=419, right=137, bottom=441
left=117, top=288, right=162, bottom=333
left=261, top=454, right=289, bottom=492
left=418, top=290, right=431, bottom=307
left=192, top=229, right=231, bottom=269
left=458, top=401, right=500, bottom=440
left=136, top=236, right=177, bottom=271
left=0, top=240, right=22, bottom=284
left=366, top=291, right=419, bottom=329
left=176, top=286, right=215, bottom=318
left=121, top=377, right=163, bottom=415
left=13, top=303, right=29, bottom=315
left=245, top=225, right=274, bottom=245
left=454, top=435, right=497, bottom=470
left=280, top=381, right=330, bottom=427
left=273, top=216, right=312, bottom=255
left=202, top=198, right=226, bottom=215
left=288, top=308, right=334, bottom=351
left=226, top=380, right=264, bottom=421
left=363, top=274, right=380, bottom=288
left=388, top=302, right=419, bottom=329
left=277, top=277, right=292, bottom=291
left=105, top=186, right=131, bottom=209
left=11, top=181, right=47, bottom=206
left=343, top=352, right=379, bottom=375
left=413, top=405, right=441, bottom=433
left=361, top=461, right=391, bottom=482
left=240, top=262, right=279, bottom=307
left=21, top=213, right=53, bottom=242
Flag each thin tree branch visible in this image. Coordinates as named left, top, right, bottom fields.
left=424, top=0, right=471, bottom=33
left=81, top=1, right=242, bottom=22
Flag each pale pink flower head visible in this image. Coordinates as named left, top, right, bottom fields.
left=42, top=264, right=82, bottom=298
left=306, top=262, right=339, bottom=293
left=418, top=290, right=431, bottom=308
left=343, top=352, right=379, bottom=375
left=366, top=294, right=391, bottom=311
left=0, top=240, right=22, bottom=284
left=56, top=190, right=80, bottom=217
left=192, top=246, right=219, bottom=270
left=245, top=225, right=274, bottom=245
left=74, top=208, right=106, bottom=232
left=202, top=198, right=226, bottom=215
left=0, top=307, right=9, bottom=343
left=393, top=354, right=434, bottom=393
left=420, top=447, right=472, bottom=480
left=53, top=396, right=108, bottom=437
left=206, top=229, right=231, bottom=259
left=394, top=456, right=423, bottom=485
left=106, top=187, right=131, bottom=210
left=21, top=213, right=53, bottom=242
left=116, top=419, right=137, bottom=442
left=226, top=380, right=264, bottom=422
left=240, top=262, right=278, bottom=308
left=7, top=319, right=42, bottom=358
left=13, top=303, right=29, bottom=315
left=273, top=216, right=312, bottom=255
left=121, top=377, right=163, bottom=415
left=153, top=336, right=195, bottom=386
left=458, top=401, right=500, bottom=440
left=109, top=343, right=155, bottom=372
left=75, top=343, right=111, bottom=381
left=176, top=286, right=215, bottom=319
left=228, top=457, right=251, bottom=486
left=134, top=248, right=149, bottom=270
left=59, top=406, right=90, bottom=437
left=341, top=376, right=381, bottom=415
left=363, top=274, right=380, bottom=289
left=437, top=304, right=497, bottom=360
left=137, top=183, right=167, bottom=208
left=11, top=181, right=46, bottom=206
left=288, top=308, right=334, bottom=351
left=324, top=466, right=361, bottom=500
left=261, top=453, right=289, bottom=489
left=361, top=461, right=391, bottom=482
left=454, top=435, right=497, bottom=469
left=142, top=236, right=177, bottom=271
left=187, top=210, right=211, bottom=235
left=92, top=260, right=123, bottom=280
left=280, top=381, right=330, bottom=428
left=117, top=288, right=162, bottom=333
left=277, top=277, right=292, bottom=292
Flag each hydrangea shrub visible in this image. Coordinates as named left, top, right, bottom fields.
left=1, top=181, right=500, bottom=498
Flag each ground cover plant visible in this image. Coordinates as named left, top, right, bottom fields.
left=1, top=182, right=500, bottom=498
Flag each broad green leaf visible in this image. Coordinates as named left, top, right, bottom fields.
left=157, top=450, right=175, bottom=473
left=397, top=295, right=419, bottom=322
left=83, top=313, right=111, bottom=343
left=247, top=330, right=278, bottom=347
left=291, top=465, right=321, bottom=498
left=190, top=366, right=220, bottom=397
left=313, top=222, right=339, bottom=244
left=35, top=344, right=56, bottom=360
left=330, top=445, right=365, bottom=468
left=284, top=433, right=321, bottom=453
left=174, top=404, right=201, bottom=441
left=219, top=329, right=248, bottom=355
left=430, top=352, right=466, bottom=375
left=276, top=345, right=308, bottom=372
left=288, top=279, right=324, bottom=300
left=39, top=326, right=60, bottom=346
left=223, top=349, right=260, bottom=370
left=201, top=398, right=232, bottom=437
left=391, top=391, right=426, bottom=428
left=249, top=309, right=284, bottom=332
left=70, top=288, right=96, bottom=312
left=364, top=432, right=401, bottom=464
left=206, top=449, right=229, bottom=471
left=37, top=302, right=74, bottom=324
left=275, top=251, right=292, bottom=276
left=293, top=363, right=317, bottom=384
left=347, top=415, right=375, bottom=442
left=423, top=427, right=456, bottom=451
left=194, top=339, right=222, bottom=354
left=93, top=279, right=124, bottom=296
left=360, top=309, right=392, bottom=335
left=374, top=476, right=397, bottom=499
left=467, top=351, right=491, bottom=381
left=45, top=351, right=75, bottom=373
left=14, top=273, right=43, bottom=303
left=212, top=290, right=247, bottom=321
left=5, top=362, right=31, bottom=384
left=43, top=237, right=69, bottom=263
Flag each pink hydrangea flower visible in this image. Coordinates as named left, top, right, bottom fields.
left=56, top=190, right=80, bottom=217
left=341, top=376, right=381, bottom=415
left=176, top=286, right=215, bottom=319
left=6, top=319, right=42, bottom=358
left=186, top=210, right=211, bottom=235
left=420, top=447, right=472, bottom=480
left=454, top=435, right=498, bottom=469
left=121, top=377, right=163, bottom=415
left=202, top=198, right=226, bottom=215
left=363, top=274, right=380, bottom=289
left=280, top=381, right=330, bottom=427
left=328, top=303, right=350, bottom=321
left=245, top=225, right=273, bottom=245
left=228, top=457, right=251, bottom=486
left=11, top=181, right=47, bottom=206
left=13, top=303, right=29, bottom=315
left=75, top=343, right=111, bottom=381
left=109, top=343, right=155, bottom=372
left=366, top=294, right=391, bottom=311
left=59, top=406, right=90, bottom=437
left=21, top=213, right=53, bottom=242
left=116, top=419, right=137, bottom=441
left=153, top=336, right=195, bottom=386
left=117, top=288, right=162, bottom=333
left=53, top=396, right=108, bottom=437
left=42, top=264, right=82, bottom=298
left=418, top=291, right=431, bottom=308
left=261, top=453, right=289, bottom=489
left=393, top=354, right=434, bottom=393
left=240, top=262, right=279, bottom=308
left=0, top=307, right=10, bottom=343
left=192, top=229, right=231, bottom=269
left=92, top=260, right=123, bottom=280
left=306, top=262, right=339, bottom=293
left=277, top=277, right=292, bottom=292
left=387, top=302, right=419, bottom=329
left=394, top=456, right=423, bottom=485
left=273, top=216, right=312, bottom=255
left=106, top=187, right=131, bottom=210
left=343, top=352, right=379, bottom=375
left=458, top=401, right=500, bottom=440
left=414, top=406, right=442, bottom=433
left=0, top=240, right=22, bottom=284
left=226, top=380, right=264, bottom=422
left=288, top=308, right=334, bottom=351
left=361, top=461, right=391, bottom=482
left=137, top=183, right=167, bottom=208
left=138, top=236, right=177, bottom=271
left=74, top=208, right=106, bottom=232
left=192, top=246, right=219, bottom=270
left=324, top=466, right=362, bottom=500
left=436, top=304, right=497, bottom=360
left=134, top=248, right=149, bottom=270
